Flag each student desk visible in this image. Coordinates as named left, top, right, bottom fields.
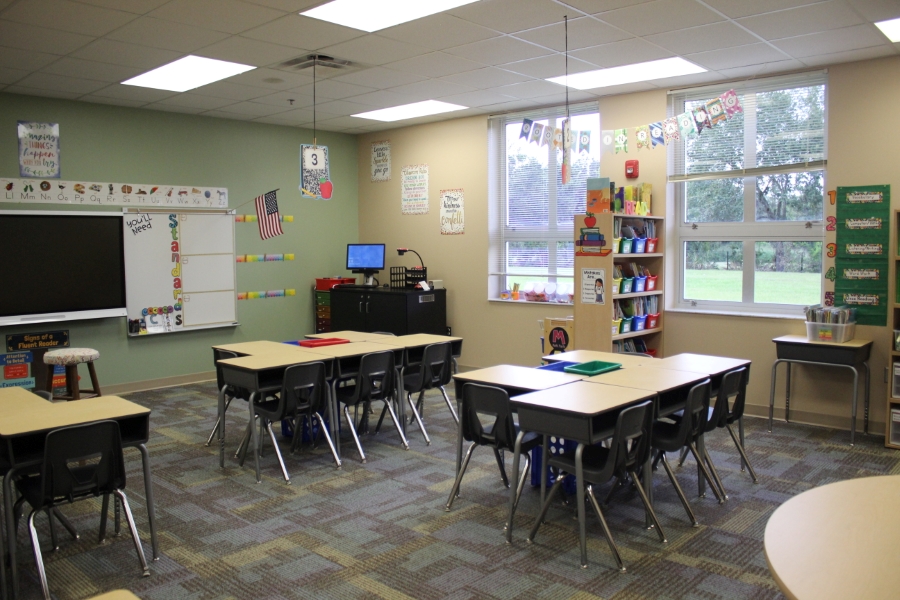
left=507, top=382, right=658, bottom=561
left=211, top=340, right=299, bottom=356
left=764, top=475, right=900, bottom=600
left=373, top=333, right=463, bottom=369
left=541, top=350, right=649, bottom=368
left=305, top=330, right=399, bottom=343
left=586, top=366, right=710, bottom=417
left=769, top=335, right=872, bottom=445
left=0, top=388, right=157, bottom=598
left=652, top=353, right=750, bottom=378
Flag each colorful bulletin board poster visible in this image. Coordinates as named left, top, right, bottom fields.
left=835, top=185, right=889, bottom=325
left=371, top=140, right=391, bottom=181
left=581, top=268, right=606, bottom=305
left=1, top=177, right=228, bottom=207
left=440, top=188, right=464, bottom=234
left=401, top=164, right=428, bottom=214
left=300, top=144, right=330, bottom=199
left=0, top=351, right=34, bottom=389
left=18, top=121, right=59, bottom=178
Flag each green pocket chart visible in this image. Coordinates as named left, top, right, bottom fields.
left=835, top=184, right=890, bottom=325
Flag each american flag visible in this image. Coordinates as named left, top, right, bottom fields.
left=254, top=190, right=283, bottom=240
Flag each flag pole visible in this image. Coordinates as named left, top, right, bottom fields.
left=233, top=188, right=280, bottom=211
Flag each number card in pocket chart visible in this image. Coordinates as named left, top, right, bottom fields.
left=300, top=144, right=332, bottom=200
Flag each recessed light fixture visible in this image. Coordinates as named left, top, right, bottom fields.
left=121, top=55, right=256, bottom=92
left=875, top=17, right=900, bottom=42
left=301, top=0, right=482, bottom=32
left=547, top=57, right=707, bottom=90
left=352, top=100, right=468, bottom=122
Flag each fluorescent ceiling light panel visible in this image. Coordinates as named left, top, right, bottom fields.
left=121, top=55, right=256, bottom=92
left=352, top=100, right=467, bottom=122
left=547, top=57, right=706, bottom=90
left=875, top=17, right=900, bottom=42
left=302, top=0, right=481, bottom=32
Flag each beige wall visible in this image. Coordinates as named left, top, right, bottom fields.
left=358, top=55, right=900, bottom=436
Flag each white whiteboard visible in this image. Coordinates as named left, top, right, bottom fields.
left=123, top=210, right=237, bottom=336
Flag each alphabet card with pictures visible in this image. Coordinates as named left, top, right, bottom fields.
left=300, top=144, right=332, bottom=200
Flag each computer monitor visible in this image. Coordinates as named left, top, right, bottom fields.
left=346, top=243, right=385, bottom=285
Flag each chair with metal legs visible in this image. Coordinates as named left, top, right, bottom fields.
left=284, top=362, right=341, bottom=469
left=719, top=367, right=758, bottom=483
left=206, top=349, right=251, bottom=447
left=445, top=384, right=541, bottom=528
left=336, top=350, right=409, bottom=463
left=527, top=399, right=665, bottom=570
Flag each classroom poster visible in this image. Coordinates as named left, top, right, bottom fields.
left=17, top=121, right=60, bottom=178
left=371, top=140, right=391, bottom=181
left=401, top=164, right=428, bottom=214
left=440, top=189, right=464, bottom=234
left=0, top=351, right=34, bottom=389
left=834, top=184, right=889, bottom=325
left=581, top=268, right=606, bottom=305
left=0, top=177, right=228, bottom=207
left=300, top=144, right=331, bottom=199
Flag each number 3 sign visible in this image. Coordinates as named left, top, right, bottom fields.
left=300, top=144, right=332, bottom=200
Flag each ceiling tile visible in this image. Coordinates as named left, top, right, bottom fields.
left=147, top=103, right=205, bottom=114
left=224, top=89, right=309, bottom=108
left=80, top=95, right=147, bottom=108
left=443, top=36, right=553, bottom=66
left=563, top=0, right=655, bottom=13
left=190, top=80, right=272, bottom=100
left=384, top=79, right=478, bottom=103
left=436, top=89, right=517, bottom=107
left=0, top=66, right=28, bottom=84
left=225, top=68, right=311, bottom=90
left=3, top=85, right=82, bottom=100
left=40, top=58, right=142, bottom=83
left=439, top=67, right=531, bottom=89
left=240, top=0, right=322, bottom=11
left=798, top=44, right=898, bottom=67
left=848, top=0, right=900, bottom=22
left=685, top=42, right=790, bottom=70
left=312, top=115, right=372, bottom=130
left=153, top=93, right=239, bottom=110
left=91, top=83, right=179, bottom=102
left=342, top=89, right=415, bottom=108
left=512, top=16, right=633, bottom=52
left=71, top=39, right=184, bottom=70
left=148, top=0, right=284, bottom=34
left=15, top=72, right=107, bottom=94
left=195, top=37, right=305, bottom=67
left=105, top=17, right=231, bottom=53
left=241, top=15, right=365, bottom=50
left=571, top=37, right=673, bottom=68
left=209, top=100, right=293, bottom=116
left=0, top=19, right=94, bottom=55
left=716, top=58, right=806, bottom=79
left=774, top=24, right=891, bottom=59
left=332, top=67, right=427, bottom=89
left=308, top=99, right=372, bottom=116
left=449, top=0, right=572, bottom=34
left=702, top=0, right=822, bottom=19
left=3, top=0, right=137, bottom=37
left=500, top=55, right=598, bottom=79
left=253, top=107, right=314, bottom=124
left=495, top=79, right=567, bottom=99
left=0, top=48, right=61, bottom=71
left=642, top=70, right=724, bottom=89
left=296, top=79, right=376, bottom=100
left=319, top=35, right=429, bottom=67
left=646, top=22, right=760, bottom=55
left=73, top=0, right=171, bottom=14
left=737, top=1, right=865, bottom=41
left=378, top=14, right=500, bottom=50
left=384, top=52, right=485, bottom=79
left=199, top=109, right=256, bottom=120
left=599, top=0, right=724, bottom=36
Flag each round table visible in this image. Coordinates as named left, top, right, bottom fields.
left=764, top=475, right=900, bottom=600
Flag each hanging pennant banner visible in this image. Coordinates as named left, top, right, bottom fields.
left=634, top=125, right=650, bottom=150
left=693, top=106, right=711, bottom=133
left=614, top=128, right=628, bottom=153
left=663, top=117, right=680, bottom=143
left=677, top=112, right=697, bottom=137
left=578, top=131, right=590, bottom=153
left=530, top=122, right=544, bottom=144
left=649, top=121, right=664, bottom=147
left=541, top=126, right=553, bottom=147
left=720, top=89, right=743, bottom=116
left=601, top=130, right=614, bottom=154
left=520, top=118, right=533, bottom=141
left=706, top=98, right=727, bottom=126
left=553, top=127, right=562, bottom=150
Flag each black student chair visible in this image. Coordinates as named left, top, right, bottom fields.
left=337, top=350, right=409, bottom=463
left=528, top=400, right=665, bottom=571
left=445, top=384, right=541, bottom=529
left=284, top=362, right=341, bottom=469
left=14, top=421, right=149, bottom=600
left=206, top=349, right=251, bottom=447
left=720, top=367, right=758, bottom=482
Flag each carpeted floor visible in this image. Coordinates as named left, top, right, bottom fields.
left=9, top=382, right=900, bottom=599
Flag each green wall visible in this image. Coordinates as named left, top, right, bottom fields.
left=0, top=93, right=359, bottom=386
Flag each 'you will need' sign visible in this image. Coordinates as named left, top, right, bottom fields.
left=18, top=121, right=60, bottom=178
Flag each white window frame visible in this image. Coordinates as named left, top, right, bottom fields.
left=488, top=102, right=599, bottom=303
left=669, top=72, right=827, bottom=317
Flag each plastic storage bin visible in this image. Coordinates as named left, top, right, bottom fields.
left=620, top=237, right=634, bottom=253
left=891, top=407, right=900, bottom=445
left=646, top=238, right=658, bottom=253
left=632, top=315, right=647, bottom=331
left=611, top=319, right=622, bottom=335
left=646, top=275, right=658, bottom=291
left=612, top=278, right=622, bottom=295
left=805, top=321, right=856, bottom=343
left=620, top=317, right=633, bottom=334
left=564, top=360, right=622, bottom=376
left=893, top=364, right=900, bottom=398
left=612, top=237, right=622, bottom=253
left=620, top=277, right=634, bottom=294
left=537, top=361, right=578, bottom=372
left=633, top=276, right=646, bottom=292
left=633, top=237, right=647, bottom=253
left=646, top=313, right=660, bottom=329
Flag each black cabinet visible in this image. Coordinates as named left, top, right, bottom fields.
left=330, top=286, right=446, bottom=335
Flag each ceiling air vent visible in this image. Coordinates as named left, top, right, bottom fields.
left=280, top=54, right=352, bottom=71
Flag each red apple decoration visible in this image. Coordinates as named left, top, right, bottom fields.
left=584, top=213, right=597, bottom=227
left=319, top=179, right=333, bottom=199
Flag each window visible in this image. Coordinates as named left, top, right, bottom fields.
left=670, top=72, right=826, bottom=316
left=488, top=103, right=600, bottom=303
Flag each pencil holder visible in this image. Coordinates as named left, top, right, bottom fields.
left=611, top=319, right=622, bottom=336
left=633, top=236, right=647, bottom=253
left=620, top=277, right=634, bottom=294
left=646, top=275, right=658, bottom=291
left=646, top=313, right=660, bottom=329
left=620, top=237, right=633, bottom=253
left=633, top=315, right=647, bottom=331
left=612, top=278, right=622, bottom=294
left=646, top=237, right=658, bottom=253
left=633, top=276, right=646, bottom=292
left=620, top=317, right=633, bottom=334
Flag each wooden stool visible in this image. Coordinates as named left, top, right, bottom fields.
left=44, top=348, right=102, bottom=400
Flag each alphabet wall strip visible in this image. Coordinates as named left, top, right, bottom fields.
left=1, top=177, right=227, bottom=208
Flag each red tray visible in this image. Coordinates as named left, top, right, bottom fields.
left=298, top=338, right=349, bottom=348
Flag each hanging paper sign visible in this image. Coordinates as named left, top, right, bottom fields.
left=561, top=119, right=572, bottom=184
left=563, top=119, right=573, bottom=151
left=693, top=107, right=711, bottom=133
left=401, top=164, right=429, bottom=215
left=578, top=131, right=590, bottom=153
left=530, top=122, right=544, bottom=144
left=0, top=177, right=227, bottom=207
left=614, top=128, right=628, bottom=153
left=18, top=121, right=60, bottom=178
left=600, top=130, right=614, bottom=154
left=553, top=128, right=562, bottom=149
left=649, top=121, right=664, bottom=147
left=520, top=118, right=533, bottom=141
left=634, top=125, right=650, bottom=150
left=440, top=188, right=464, bottom=235
left=720, top=89, right=743, bottom=116
left=371, top=140, right=391, bottom=182
left=541, top=126, right=553, bottom=147
left=300, top=144, right=331, bottom=199
left=677, top=112, right=697, bottom=137
left=663, top=117, right=680, bottom=143
left=706, top=98, right=727, bottom=126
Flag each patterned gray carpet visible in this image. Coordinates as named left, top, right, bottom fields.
left=8, top=382, right=900, bottom=599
